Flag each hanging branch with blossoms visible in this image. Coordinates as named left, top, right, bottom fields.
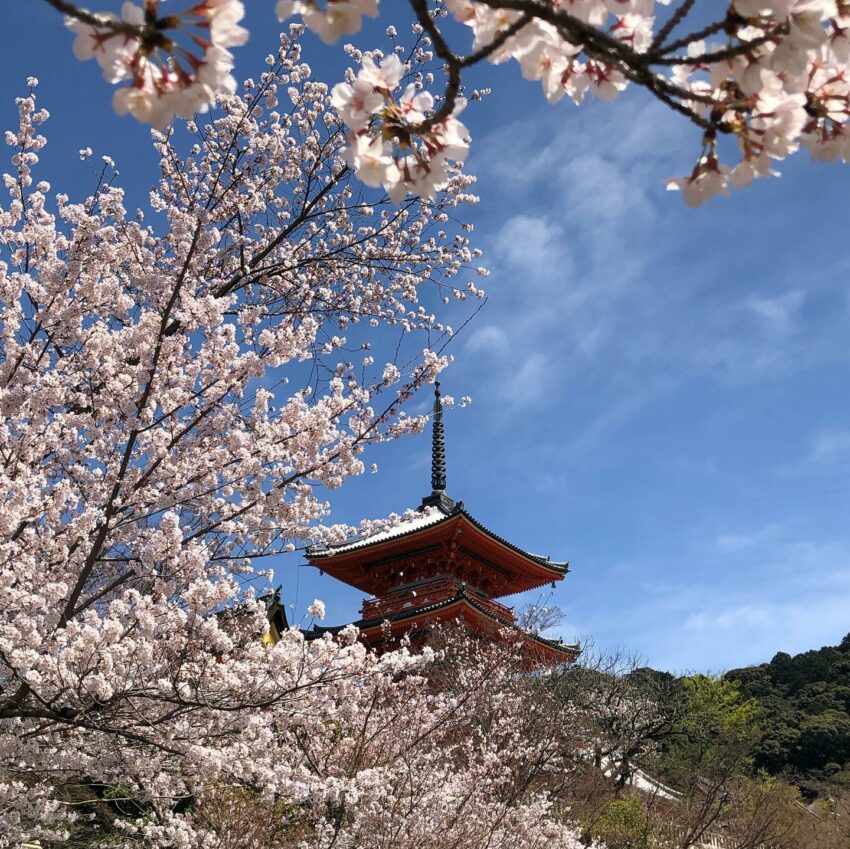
left=48, top=0, right=250, bottom=125
left=34, top=0, right=850, bottom=205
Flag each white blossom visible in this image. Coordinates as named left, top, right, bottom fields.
left=0, top=50, right=492, bottom=845
left=307, top=599, right=327, bottom=620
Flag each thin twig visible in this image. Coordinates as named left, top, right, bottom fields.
left=649, top=0, right=697, bottom=54
left=40, top=0, right=145, bottom=38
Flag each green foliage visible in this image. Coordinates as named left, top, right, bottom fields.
left=725, top=632, right=850, bottom=786
left=682, top=675, right=760, bottom=735
left=586, top=796, right=655, bottom=849
left=657, top=674, right=760, bottom=788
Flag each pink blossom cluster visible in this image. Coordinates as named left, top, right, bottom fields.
left=0, top=35, right=490, bottom=844
left=667, top=0, right=850, bottom=204
left=273, top=0, right=850, bottom=204
left=276, top=0, right=379, bottom=44
left=330, top=53, right=470, bottom=200
left=267, top=636, right=595, bottom=849
left=67, top=0, right=248, bottom=127
left=440, top=0, right=654, bottom=104
left=52, top=1, right=850, bottom=203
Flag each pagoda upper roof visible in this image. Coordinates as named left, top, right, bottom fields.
left=307, top=499, right=569, bottom=598
left=311, top=507, right=448, bottom=558
left=310, top=500, right=568, bottom=570
left=308, top=382, right=571, bottom=598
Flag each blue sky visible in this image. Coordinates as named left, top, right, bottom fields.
left=5, top=3, right=850, bottom=673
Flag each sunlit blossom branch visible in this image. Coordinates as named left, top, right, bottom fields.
left=39, top=0, right=850, bottom=206
left=270, top=0, right=850, bottom=206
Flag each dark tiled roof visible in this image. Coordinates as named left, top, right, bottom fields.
left=309, top=501, right=569, bottom=575
left=305, top=586, right=579, bottom=658
left=454, top=504, right=569, bottom=572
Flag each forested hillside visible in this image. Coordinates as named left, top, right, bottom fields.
left=725, top=633, right=850, bottom=794
left=572, top=634, right=850, bottom=847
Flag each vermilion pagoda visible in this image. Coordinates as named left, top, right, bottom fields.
left=306, top=384, right=578, bottom=664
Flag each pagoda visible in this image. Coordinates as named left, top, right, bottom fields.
left=306, top=383, right=578, bottom=664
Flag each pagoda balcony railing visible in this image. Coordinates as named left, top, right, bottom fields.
left=360, top=577, right=515, bottom=624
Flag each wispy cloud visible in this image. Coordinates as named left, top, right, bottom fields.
left=463, top=96, right=686, bottom=440
left=442, top=89, right=850, bottom=675
left=491, top=214, right=571, bottom=278
left=465, top=324, right=510, bottom=358
left=498, top=351, right=549, bottom=405
left=558, top=377, right=674, bottom=464
left=810, top=428, right=850, bottom=462
left=775, top=426, right=850, bottom=478
left=678, top=595, right=850, bottom=671
left=564, top=524, right=850, bottom=672
left=674, top=456, right=718, bottom=476
left=684, top=603, right=773, bottom=632
left=716, top=524, right=778, bottom=553
left=741, top=289, right=805, bottom=336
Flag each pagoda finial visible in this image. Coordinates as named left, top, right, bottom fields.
left=421, top=381, right=455, bottom=512
left=431, top=381, right=447, bottom=492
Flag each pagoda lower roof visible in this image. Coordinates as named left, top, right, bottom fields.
left=308, top=501, right=569, bottom=598
left=306, top=585, right=579, bottom=664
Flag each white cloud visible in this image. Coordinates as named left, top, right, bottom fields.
left=674, top=456, right=717, bottom=476
left=473, top=95, right=688, bottom=196
left=684, top=603, right=773, bottom=632
left=715, top=524, right=778, bottom=553
left=811, top=428, right=850, bottom=462
left=741, top=289, right=805, bottom=336
left=551, top=376, right=675, bottom=465
left=459, top=100, right=681, bottom=443
left=498, top=351, right=549, bottom=406
left=463, top=85, right=850, bottom=478
left=560, top=153, right=655, bottom=226
left=775, top=427, right=850, bottom=478
left=570, top=531, right=850, bottom=672
left=491, top=214, right=571, bottom=281
left=678, top=595, right=850, bottom=672
left=465, top=324, right=510, bottom=357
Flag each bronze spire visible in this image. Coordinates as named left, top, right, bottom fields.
left=421, top=381, right=455, bottom=512
left=431, top=381, right=447, bottom=492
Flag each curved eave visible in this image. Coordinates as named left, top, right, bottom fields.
left=308, top=590, right=578, bottom=663
left=307, top=503, right=569, bottom=596
left=455, top=507, right=569, bottom=574
left=308, top=509, right=453, bottom=562
left=306, top=512, right=456, bottom=595
left=308, top=590, right=483, bottom=636
left=450, top=510, right=568, bottom=596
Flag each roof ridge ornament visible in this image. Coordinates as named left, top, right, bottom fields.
left=421, top=381, right=455, bottom=513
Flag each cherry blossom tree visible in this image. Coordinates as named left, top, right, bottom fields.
left=32, top=0, right=850, bottom=205
left=0, top=28, right=502, bottom=845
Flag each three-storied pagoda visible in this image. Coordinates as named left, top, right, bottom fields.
left=306, top=384, right=578, bottom=664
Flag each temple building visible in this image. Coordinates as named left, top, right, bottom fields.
left=305, top=383, right=578, bottom=665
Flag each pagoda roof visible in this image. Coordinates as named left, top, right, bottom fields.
left=306, top=583, right=579, bottom=663
left=311, top=507, right=448, bottom=557
left=310, top=500, right=567, bottom=571
left=307, top=499, right=568, bottom=598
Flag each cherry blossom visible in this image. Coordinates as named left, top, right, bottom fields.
left=328, top=50, right=471, bottom=199
left=65, top=0, right=248, bottom=127
left=40, top=0, right=850, bottom=202
left=280, top=0, right=850, bottom=203
left=276, top=0, right=379, bottom=44
left=0, top=39, right=491, bottom=844
left=307, top=599, right=327, bottom=619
